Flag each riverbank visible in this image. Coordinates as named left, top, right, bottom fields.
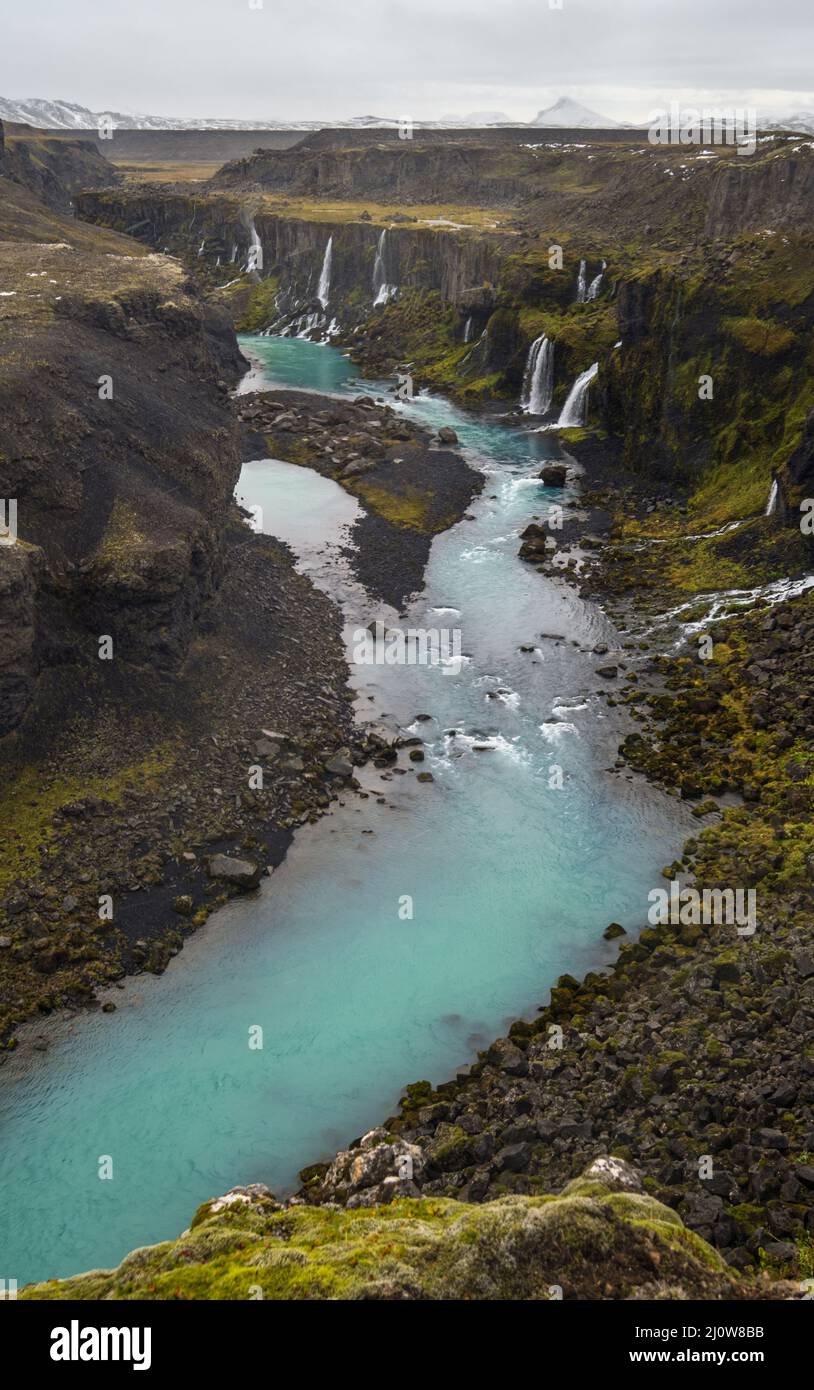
left=0, top=517, right=359, bottom=1049
left=237, top=384, right=482, bottom=608
left=291, top=434, right=814, bottom=1282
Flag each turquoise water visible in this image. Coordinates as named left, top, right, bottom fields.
left=0, top=337, right=691, bottom=1287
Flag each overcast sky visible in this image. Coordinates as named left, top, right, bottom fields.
left=2, top=0, right=812, bottom=122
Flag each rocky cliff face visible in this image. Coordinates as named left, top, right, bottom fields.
left=210, top=138, right=541, bottom=204
left=0, top=240, right=246, bottom=737
left=0, top=119, right=119, bottom=212
left=704, top=147, right=814, bottom=238
left=76, top=187, right=506, bottom=312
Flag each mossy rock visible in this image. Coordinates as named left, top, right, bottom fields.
left=21, top=1158, right=788, bottom=1302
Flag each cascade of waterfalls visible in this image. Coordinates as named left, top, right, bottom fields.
left=520, top=334, right=554, bottom=415
left=576, top=258, right=588, bottom=303
left=317, top=236, right=333, bottom=309
left=463, top=316, right=473, bottom=343
left=557, top=361, right=599, bottom=427
left=586, top=260, right=607, bottom=301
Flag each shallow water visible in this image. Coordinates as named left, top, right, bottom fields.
left=0, top=337, right=692, bottom=1287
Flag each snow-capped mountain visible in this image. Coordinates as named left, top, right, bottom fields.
left=1, top=93, right=617, bottom=133
left=0, top=96, right=326, bottom=130
left=760, top=109, right=814, bottom=135
left=0, top=96, right=515, bottom=132
left=528, top=97, right=623, bottom=128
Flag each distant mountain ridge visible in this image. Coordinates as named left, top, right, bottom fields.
left=3, top=94, right=814, bottom=135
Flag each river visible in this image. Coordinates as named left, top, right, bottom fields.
left=0, top=336, right=692, bottom=1287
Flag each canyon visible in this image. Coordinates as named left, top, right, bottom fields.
left=3, top=114, right=814, bottom=1302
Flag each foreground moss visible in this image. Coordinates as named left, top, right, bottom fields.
left=23, top=1168, right=788, bottom=1301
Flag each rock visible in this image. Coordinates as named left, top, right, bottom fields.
left=416, top=771, right=434, bottom=783
left=173, top=894, right=194, bottom=917
left=346, top=1177, right=421, bottom=1207
left=341, top=460, right=377, bottom=478
left=539, top=463, right=567, bottom=487
left=0, top=935, right=12, bottom=949
left=205, top=854, right=262, bottom=891
left=253, top=737, right=283, bottom=760
left=495, top=1142, right=531, bottom=1172
left=595, top=665, right=618, bottom=679
left=793, top=949, right=814, bottom=978
left=603, top=922, right=626, bottom=940
left=487, top=1038, right=528, bottom=1076
left=679, top=1191, right=725, bottom=1228
left=205, top=1184, right=276, bottom=1216
left=325, top=749, right=354, bottom=777
left=755, top=1128, right=789, bottom=1151
left=701, top=1170, right=738, bottom=1199
left=408, top=749, right=425, bottom=762
left=582, top=1156, right=643, bottom=1192
left=322, top=1134, right=425, bottom=1201
left=762, top=1240, right=797, bottom=1263
left=437, top=426, right=458, bottom=445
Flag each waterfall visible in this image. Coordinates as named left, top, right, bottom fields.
left=586, top=260, right=607, bottom=301
left=372, top=229, right=396, bottom=305
left=463, top=316, right=473, bottom=343
left=317, top=236, right=333, bottom=309
left=246, top=220, right=262, bottom=273
left=765, top=478, right=779, bottom=517
left=576, top=259, right=588, bottom=303
left=520, top=334, right=554, bottom=415
left=557, top=361, right=599, bottom=427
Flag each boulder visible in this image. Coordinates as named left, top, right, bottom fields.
left=437, top=426, right=458, bottom=445
left=205, top=854, right=262, bottom=891
left=325, top=748, right=354, bottom=777
left=539, top=463, right=567, bottom=487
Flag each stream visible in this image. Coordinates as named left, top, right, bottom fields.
left=0, top=336, right=694, bottom=1287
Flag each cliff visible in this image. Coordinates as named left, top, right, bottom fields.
left=0, top=119, right=119, bottom=212
left=0, top=241, right=245, bottom=738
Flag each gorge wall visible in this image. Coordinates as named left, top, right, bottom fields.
left=0, top=132, right=246, bottom=739
left=73, top=135, right=814, bottom=553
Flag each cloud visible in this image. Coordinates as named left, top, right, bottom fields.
left=0, top=0, right=811, bottom=122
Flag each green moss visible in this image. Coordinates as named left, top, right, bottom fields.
left=723, top=316, right=796, bottom=357
left=0, top=747, right=175, bottom=897
left=233, top=274, right=281, bottom=332
left=22, top=1175, right=741, bottom=1301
